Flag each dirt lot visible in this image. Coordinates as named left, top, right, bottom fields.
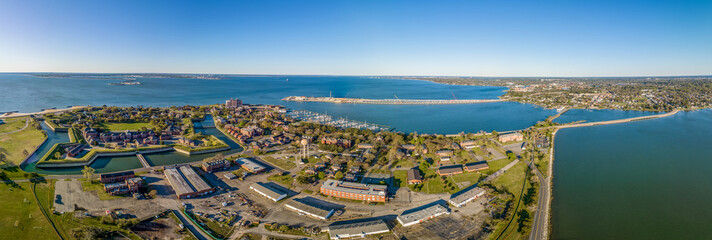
left=131, top=216, right=184, bottom=240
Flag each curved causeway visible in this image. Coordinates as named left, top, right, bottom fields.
left=282, top=96, right=505, bottom=105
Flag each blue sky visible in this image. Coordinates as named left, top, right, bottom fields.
left=0, top=0, right=710, bottom=76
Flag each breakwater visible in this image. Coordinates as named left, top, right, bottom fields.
left=282, top=96, right=504, bottom=105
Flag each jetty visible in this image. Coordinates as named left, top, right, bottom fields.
left=555, top=109, right=679, bottom=129
left=282, top=96, right=504, bottom=105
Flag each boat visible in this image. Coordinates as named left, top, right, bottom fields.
left=108, top=80, right=142, bottom=86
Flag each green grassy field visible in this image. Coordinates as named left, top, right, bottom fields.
left=259, top=156, right=296, bottom=170
left=392, top=170, right=408, bottom=187
left=268, top=174, right=294, bottom=188
left=102, top=122, right=154, bottom=131
left=0, top=181, right=58, bottom=240
left=0, top=117, right=47, bottom=167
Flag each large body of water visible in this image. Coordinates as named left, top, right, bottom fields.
left=0, top=74, right=557, bottom=134
left=552, top=109, right=712, bottom=239
left=4, top=73, right=710, bottom=238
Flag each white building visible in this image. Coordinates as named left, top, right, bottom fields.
left=249, top=182, right=287, bottom=202
left=397, top=203, right=450, bottom=227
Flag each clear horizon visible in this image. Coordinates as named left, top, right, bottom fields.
left=1, top=0, right=711, bottom=77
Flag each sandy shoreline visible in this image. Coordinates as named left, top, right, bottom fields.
left=0, top=106, right=88, bottom=119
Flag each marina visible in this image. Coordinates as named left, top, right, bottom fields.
left=288, top=110, right=390, bottom=131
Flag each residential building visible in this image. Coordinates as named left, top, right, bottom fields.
left=225, top=98, right=243, bottom=108
left=321, top=137, right=352, bottom=148
left=464, top=161, right=489, bottom=172
left=406, top=169, right=423, bottom=184
left=437, top=165, right=463, bottom=176
left=320, top=179, right=387, bottom=202
left=498, top=132, right=524, bottom=143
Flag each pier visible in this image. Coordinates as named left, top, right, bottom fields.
left=282, top=96, right=504, bottom=105
left=136, top=153, right=151, bottom=168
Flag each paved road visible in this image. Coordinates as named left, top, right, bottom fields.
left=525, top=160, right=548, bottom=240
left=554, top=109, right=679, bottom=129
left=173, top=209, right=213, bottom=240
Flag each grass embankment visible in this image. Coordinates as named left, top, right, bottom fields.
left=173, top=135, right=230, bottom=153
left=260, top=156, right=296, bottom=170
left=0, top=181, right=57, bottom=239
left=44, top=120, right=68, bottom=131
left=0, top=117, right=47, bottom=167
left=68, top=128, right=86, bottom=144
left=37, top=144, right=170, bottom=165
left=392, top=170, right=408, bottom=187
left=101, top=122, right=154, bottom=131
left=488, top=161, right=534, bottom=240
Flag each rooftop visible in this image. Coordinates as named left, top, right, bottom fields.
left=250, top=182, right=287, bottom=200
left=321, top=179, right=387, bottom=196
left=285, top=198, right=335, bottom=219
left=397, top=203, right=450, bottom=226
left=328, top=219, right=390, bottom=239
left=235, top=158, right=266, bottom=172
left=450, top=187, right=486, bottom=206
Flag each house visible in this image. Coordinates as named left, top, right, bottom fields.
left=397, top=203, right=450, bottom=227
left=344, top=173, right=357, bottom=182
left=498, top=132, right=524, bottom=143
left=305, top=167, right=317, bottom=175
left=449, top=187, right=486, bottom=207
left=357, top=143, right=373, bottom=149
left=315, top=162, right=328, bottom=170
left=285, top=198, right=336, bottom=220
left=406, top=169, right=423, bottom=184
left=320, top=179, right=387, bottom=202
left=437, top=165, right=463, bottom=176
left=435, top=149, right=454, bottom=157
left=321, top=137, right=352, bottom=148
left=464, top=161, right=489, bottom=172
left=327, top=219, right=390, bottom=240
left=250, top=182, right=287, bottom=202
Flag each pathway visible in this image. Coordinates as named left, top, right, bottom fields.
left=136, top=153, right=151, bottom=168
left=0, top=118, right=29, bottom=136
left=173, top=209, right=212, bottom=240
left=554, top=109, right=679, bottom=129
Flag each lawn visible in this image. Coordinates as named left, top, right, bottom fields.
left=0, top=181, right=58, bottom=240
left=450, top=171, right=481, bottom=185
left=424, top=178, right=446, bottom=194
left=486, top=158, right=514, bottom=174
left=392, top=170, right=408, bottom=187
left=0, top=118, right=28, bottom=133
left=0, top=117, right=47, bottom=167
left=102, top=122, right=154, bottom=131
left=260, top=156, right=296, bottom=170
left=268, top=174, right=294, bottom=188
left=80, top=179, right=127, bottom=200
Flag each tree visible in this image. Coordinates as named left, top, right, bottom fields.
left=516, top=209, right=531, bottom=232
left=0, top=153, right=6, bottom=163
left=82, top=166, right=95, bottom=182
left=22, top=149, right=29, bottom=157
left=278, top=224, right=290, bottom=232
left=317, top=172, right=325, bottom=179
left=148, top=190, right=158, bottom=199
left=334, top=171, right=344, bottom=180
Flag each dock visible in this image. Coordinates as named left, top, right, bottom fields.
left=136, top=153, right=151, bottom=168
left=282, top=96, right=504, bottom=105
